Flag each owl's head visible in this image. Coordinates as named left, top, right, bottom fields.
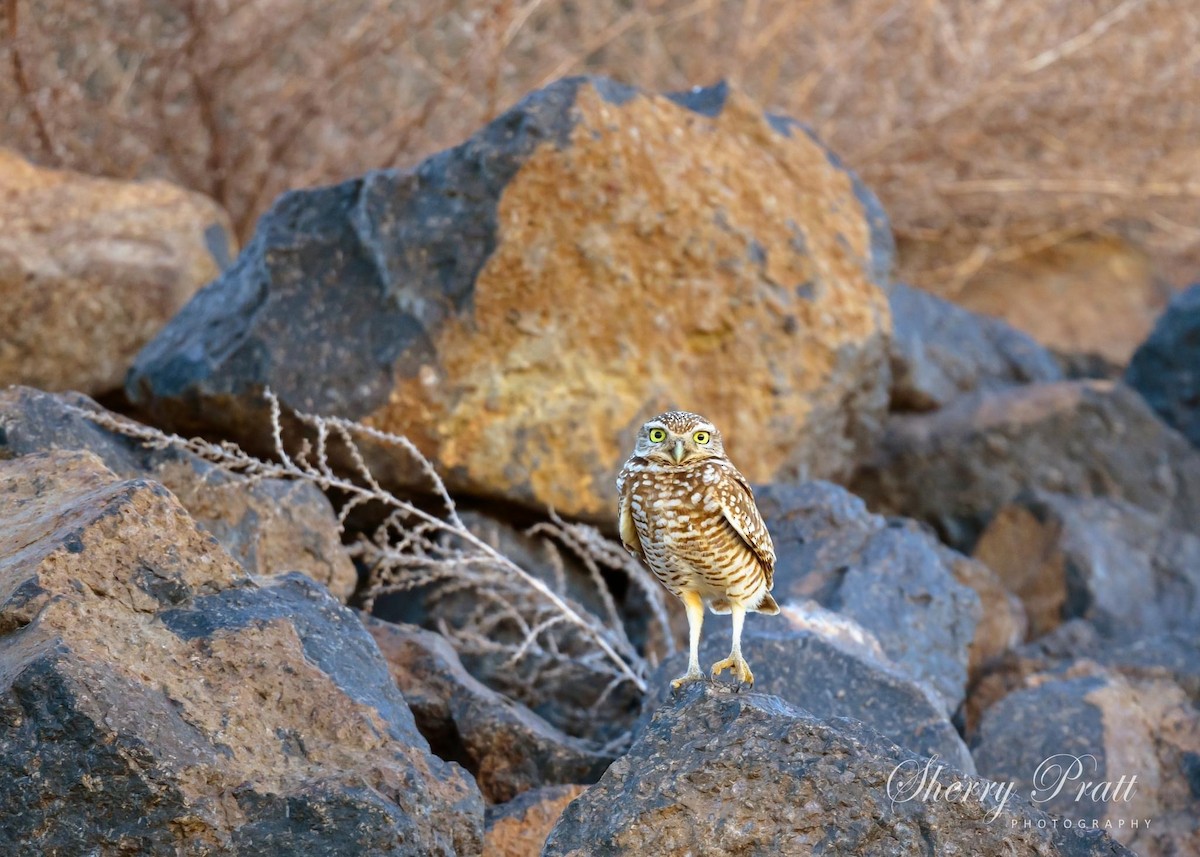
left=632, top=410, right=726, bottom=466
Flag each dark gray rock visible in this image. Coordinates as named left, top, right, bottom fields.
left=363, top=617, right=611, bottom=804
left=965, top=620, right=1200, bottom=738
left=972, top=665, right=1200, bottom=857
left=0, top=450, right=482, bottom=855
left=754, top=481, right=981, bottom=713
left=973, top=490, right=1200, bottom=642
left=0, top=385, right=356, bottom=600
left=851, top=380, right=1200, bottom=552
left=1126, top=283, right=1200, bottom=448
left=543, top=682, right=1133, bottom=856
left=642, top=623, right=974, bottom=772
left=888, top=282, right=1062, bottom=411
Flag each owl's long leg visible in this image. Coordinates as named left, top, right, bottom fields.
left=671, top=591, right=705, bottom=689
left=711, top=603, right=754, bottom=686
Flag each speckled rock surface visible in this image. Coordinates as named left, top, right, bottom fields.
left=754, top=481, right=982, bottom=713
left=0, top=149, right=232, bottom=395
left=851, top=381, right=1200, bottom=552
left=888, top=282, right=1062, bottom=411
left=972, top=665, right=1200, bottom=857
left=642, top=622, right=974, bottom=772
left=364, top=617, right=611, bottom=803
left=973, top=491, right=1200, bottom=641
left=0, top=385, right=356, bottom=601
left=0, top=451, right=482, bottom=855
left=543, top=682, right=1133, bottom=856
left=1126, top=283, right=1200, bottom=449
left=483, top=784, right=585, bottom=857
left=127, top=76, right=893, bottom=520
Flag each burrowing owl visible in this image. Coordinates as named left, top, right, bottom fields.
left=617, top=411, right=779, bottom=688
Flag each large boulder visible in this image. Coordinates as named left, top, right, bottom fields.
left=543, top=682, right=1133, bottom=856
left=754, top=481, right=985, bottom=713
left=127, top=77, right=893, bottom=520
left=973, top=491, right=1200, bottom=641
left=888, top=282, right=1062, bottom=411
left=0, top=451, right=482, bottom=855
left=851, top=380, right=1200, bottom=551
left=972, top=665, right=1200, bottom=857
left=0, top=149, right=232, bottom=395
left=364, top=618, right=611, bottom=803
left=1126, top=283, right=1200, bottom=449
left=0, top=386, right=356, bottom=601
left=642, top=618, right=974, bottom=772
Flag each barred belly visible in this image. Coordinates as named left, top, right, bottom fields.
left=629, top=470, right=767, bottom=609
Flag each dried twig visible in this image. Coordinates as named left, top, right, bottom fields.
left=69, top=393, right=653, bottom=706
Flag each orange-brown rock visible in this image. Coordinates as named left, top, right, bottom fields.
left=484, top=785, right=586, bottom=857
left=0, top=149, right=233, bottom=395
left=127, top=78, right=893, bottom=520
left=0, top=450, right=482, bottom=854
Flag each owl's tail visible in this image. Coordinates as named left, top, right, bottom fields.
left=754, top=593, right=780, bottom=615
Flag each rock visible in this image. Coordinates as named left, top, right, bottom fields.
left=0, top=451, right=482, bottom=855
left=964, top=620, right=1200, bottom=739
left=0, top=386, right=356, bottom=601
left=938, top=544, right=1027, bottom=674
left=972, top=665, right=1200, bottom=857
left=483, top=785, right=586, bottom=857
left=0, top=148, right=232, bottom=395
left=937, top=235, right=1166, bottom=365
left=851, top=380, right=1200, bottom=552
left=642, top=619, right=974, bottom=772
left=363, top=618, right=611, bottom=803
left=888, top=282, right=1062, bottom=411
left=973, top=491, right=1200, bottom=641
left=127, top=77, right=893, bottom=520
left=543, top=682, right=1133, bottom=856
left=754, top=481, right=981, bottom=713
left=1126, top=283, right=1200, bottom=449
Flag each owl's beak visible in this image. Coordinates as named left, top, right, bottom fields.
left=672, top=440, right=685, bottom=463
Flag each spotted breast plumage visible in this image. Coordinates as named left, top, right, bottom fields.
left=617, top=410, right=779, bottom=688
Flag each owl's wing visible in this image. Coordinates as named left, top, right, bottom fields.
left=617, top=465, right=646, bottom=563
left=717, top=465, right=776, bottom=589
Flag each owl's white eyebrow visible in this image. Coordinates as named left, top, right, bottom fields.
left=645, top=424, right=667, bottom=432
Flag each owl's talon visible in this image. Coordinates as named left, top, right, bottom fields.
left=711, top=655, right=754, bottom=687
left=670, top=670, right=705, bottom=692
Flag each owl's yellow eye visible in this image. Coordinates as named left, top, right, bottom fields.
left=648, top=428, right=667, bottom=443
left=693, top=430, right=711, bottom=445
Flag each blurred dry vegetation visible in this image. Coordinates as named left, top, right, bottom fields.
left=4, top=0, right=1199, bottom=293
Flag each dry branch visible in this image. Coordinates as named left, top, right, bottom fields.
left=69, top=393, right=658, bottom=709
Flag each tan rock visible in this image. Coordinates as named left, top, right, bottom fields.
left=0, top=386, right=356, bottom=601
left=942, top=549, right=1027, bottom=676
left=948, top=235, right=1167, bottom=365
left=128, top=78, right=893, bottom=520
left=973, top=662, right=1200, bottom=857
left=0, top=450, right=482, bottom=853
left=0, top=148, right=232, bottom=394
